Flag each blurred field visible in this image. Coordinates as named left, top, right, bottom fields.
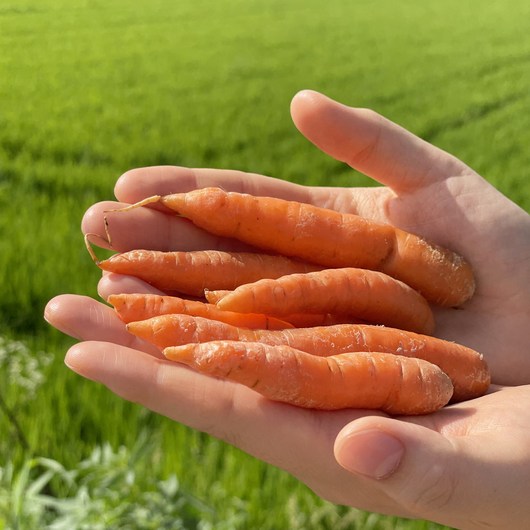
left=1, top=0, right=529, bottom=528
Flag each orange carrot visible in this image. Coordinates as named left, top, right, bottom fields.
left=203, top=290, right=360, bottom=327
left=125, top=313, right=358, bottom=351
left=214, top=268, right=435, bottom=335
left=116, top=188, right=475, bottom=307
left=108, top=293, right=294, bottom=330
left=127, top=314, right=489, bottom=401
left=95, top=249, right=321, bottom=297
left=164, top=341, right=454, bottom=415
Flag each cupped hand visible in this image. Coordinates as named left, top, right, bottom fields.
left=45, top=90, right=530, bottom=529
left=78, top=89, right=529, bottom=384
left=44, top=293, right=530, bottom=529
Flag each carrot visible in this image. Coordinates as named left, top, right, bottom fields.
left=94, top=249, right=321, bottom=297
left=127, top=314, right=489, bottom=401
left=116, top=188, right=475, bottom=307
left=204, top=290, right=360, bottom=327
left=108, top=293, right=294, bottom=330
left=163, top=341, right=454, bottom=415
left=214, top=267, right=435, bottom=335
left=127, top=314, right=243, bottom=346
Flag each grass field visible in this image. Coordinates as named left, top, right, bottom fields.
left=1, top=0, right=529, bottom=528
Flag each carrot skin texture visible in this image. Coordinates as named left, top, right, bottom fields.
left=215, top=267, right=435, bottom=335
left=107, top=293, right=294, bottom=330
left=164, top=341, right=454, bottom=415
left=127, top=314, right=489, bottom=402
left=98, top=250, right=321, bottom=297
left=155, top=187, right=475, bottom=307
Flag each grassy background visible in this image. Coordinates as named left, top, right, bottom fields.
left=1, top=0, right=529, bottom=528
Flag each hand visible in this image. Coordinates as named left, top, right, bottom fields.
left=45, top=90, right=530, bottom=529
left=72, top=90, right=529, bottom=384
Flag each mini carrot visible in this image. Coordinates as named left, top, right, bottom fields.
left=114, top=188, right=475, bottom=307
left=214, top=267, right=435, bottom=335
left=127, top=314, right=489, bottom=401
left=164, top=341, right=454, bottom=415
left=203, top=290, right=360, bottom=327
left=108, top=293, right=294, bottom=330
left=93, top=249, right=321, bottom=297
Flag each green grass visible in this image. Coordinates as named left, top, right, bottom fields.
left=1, top=0, right=529, bottom=527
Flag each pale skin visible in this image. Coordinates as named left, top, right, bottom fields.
left=45, top=90, right=530, bottom=529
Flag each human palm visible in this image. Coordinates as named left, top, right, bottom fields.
left=45, top=90, right=530, bottom=529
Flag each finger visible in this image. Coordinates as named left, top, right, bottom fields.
left=334, top=415, right=527, bottom=528
left=82, top=200, right=252, bottom=253
left=64, top=340, right=402, bottom=515
left=97, top=273, right=166, bottom=300
left=114, top=166, right=312, bottom=204
left=106, top=168, right=393, bottom=237
left=44, top=294, right=161, bottom=357
left=113, top=166, right=392, bottom=219
left=290, top=90, right=472, bottom=193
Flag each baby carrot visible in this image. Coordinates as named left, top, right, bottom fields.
left=117, top=188, right=475, bottom=307
left=215, top=267, right=435, bottom=335
left=95, top=250, right=321, bottom=297
left=164, top=341, right=454, bottom=415
left=127, top=314, right=489, bottom=401
left=108, top=293, right=294, bottom=330
left=203, top=290, right=359, bottom=327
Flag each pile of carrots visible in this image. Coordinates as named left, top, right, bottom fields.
left=91, top=187, right=490, bottom=415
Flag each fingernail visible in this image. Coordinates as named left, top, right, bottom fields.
left=335, top=429, right=404, bottom=479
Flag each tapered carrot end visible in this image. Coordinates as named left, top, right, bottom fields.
left=96, top=255, right=118, bottom=272
left=159, top=193, right=186, bottom=213
left=204, top=289, right=230, bottom=305
left=214, top=288, right=255, bottom=313
left=164, top=341, right=248, bottom=379
left=163, top=344, right=198, bottom=365
left=159, top=187, right=228, bottom=216
left=106, top=294, right=124, bottom=309
left=125, top=320, right=151, bottom=341
left=106, top=294, right=129, bottom=322
left=96, top=252, right=137, bottom=274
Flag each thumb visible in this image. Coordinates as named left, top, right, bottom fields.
left=290, top=89, right=469, bottom=193
left=333, top=416, right=517, bottom=529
